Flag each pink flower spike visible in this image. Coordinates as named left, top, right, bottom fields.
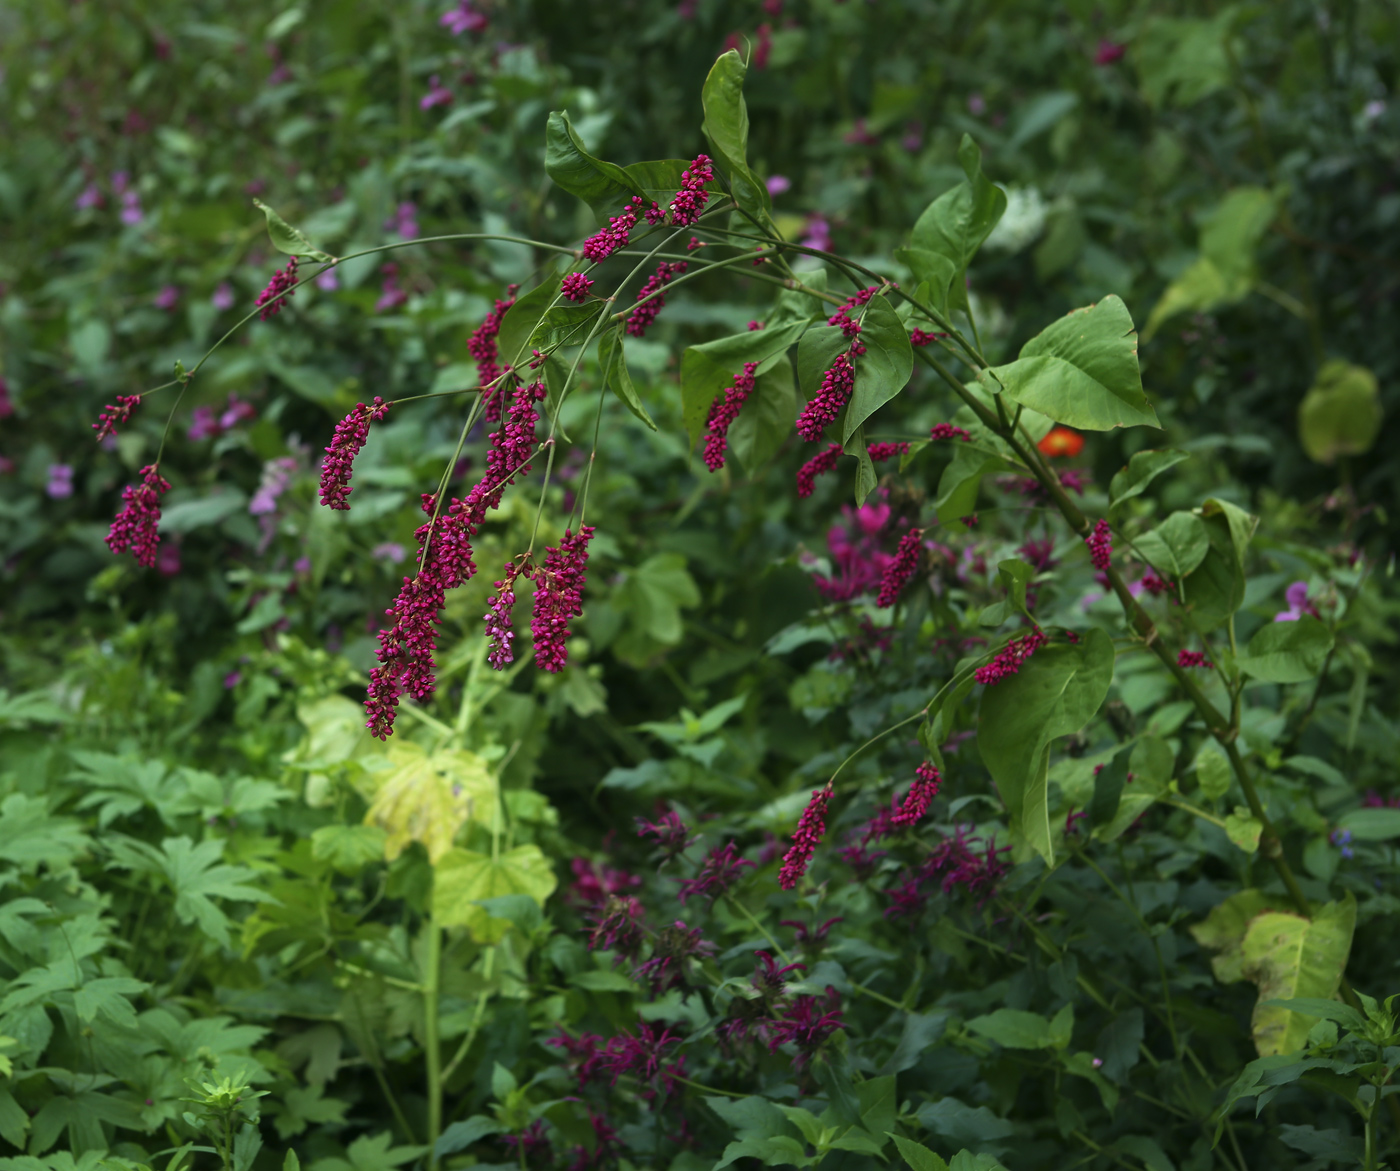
left=1086, top=518, right=1113, bottom=571
left=930, top=423, right=972, bottom=442
left=420, top=74, right=452, bottom=109
left=866, top=441, right=909, bottom=462
left=892, top=763, right=941, bottom=828
left=106, top=464, right=171, bottom=568
left=703, top=362, right=759, bottom=472
left=484, top=561, right=524, bottom=669
left=796, top=442, right=843, bottom=498
left=320, top=398, right=391, bottom=509
left=778, top=784, right=833, bottom=890
left=561, top=272, right=594, bottom=302
left=796, top=352, right=856, bottom=440
left=255, top=258, right=298, bottom=320
left=1178, top=649, right=1214, bottom=669
left=876, top=528, right=923, bottom=608
left=974, top=628, right=1047, bottom=686
left=626, top=261, right=686, bottom=338
left=668, top=154, right=714, bottom=227
left=531, top=525, right=596, bottom=673
left=582, top=196, right=645, bottom=263
left=469, top=286, right=518, bottom=423
left=909, top=328, right=948, bottom=346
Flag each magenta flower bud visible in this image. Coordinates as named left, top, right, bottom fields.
left=702, top=362, right=758, bottom=472
left=668, top=154, right=714, bottom=227
left=876, top=528, right=923, bottom=608
left=909, top=328, right=948, bottom=346
left=892, top=763, right=941, bottom=828
left=974, top=629, right=1048, bottom=686
left=1086, top=518, right=1113, bottom=571
left=531, top=525, right=596, bottom=673
left=866, top=441, right=909, bottom=462
left=468, top=287, right=518, bottom=423
left=582, top=196, right=646, bottom=263
left=796, top=353, right=857, bottom=441
left=796, top=442, right=843, bottom=498
left=560, top=272, right=594, bottom=302
left=483, top=561, right=523, bottom=670
left=930, top=423, right=972, bottom=442
left=92, top=394, right=140, bottom=441
left=255, top=258, right=298, bottom=320
left=625, top=261, right=686, bottom=338
left=1178, top=649, right=1213, bottom=669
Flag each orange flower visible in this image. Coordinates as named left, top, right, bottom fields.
left=1038, top=427, right=1084, bottom=458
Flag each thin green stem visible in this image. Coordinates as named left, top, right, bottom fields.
left=424, top=922, right=443, bottom=1171
left=725, top=895, right=792, bottom=964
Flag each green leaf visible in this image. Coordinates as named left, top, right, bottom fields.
left=0, top=794, right=89, bottom=872
left=435, top=1116, right=505, bottom=1158
left=728, top=356, right=797, bottom=472
left=892, top=248, right=957, bottom=318
left=310, top=825, right=388, bottom=874
left=0, top=1089, right=29, bottom=1148
left=966, top=1006, right=1072, bottom=1050
left=285, top=1150, right=301, bottom=1171
left=908, top=134, right=1007, bottom=313
left=681, top=321, right=808, bottom=446
left=775, top=1105, right=824, bottom=1147
left=1298, top=360, right=1383, bottom=464
left=1337, top=807, right=1400, bottom=841
left=1135, top=10, right=1237, bottom=108
left=1089, top=747, right=1132, bottom=827
left=598, top=329, right=656, bottom=430
left=856, top=1074, right=897, bottom=1140
left=978, top=628, right=1115, bottom=864
left=431, top=846, right=557, bottom=942
left=794, top=324, right=850, bottom=408
left=1238, top=616, right=1333, bottom=684
left=841, top=294, right=914, bottom=443
left=1242, top=896, right=1356, bottom=1057
left=949, top=1154, right=1010, bottom=1171
left=253, top=199, right=331, bottom=261
left=988, top=296, right=1159, bottom=431
left=846, top=427, right=878, bottom=506
left=1259, top=998, right=1367, bottom=1035
left=1190, top=889, right=1286, bottom=984
left=1194, top=745, right=1232, bottom=802
left=1133, top=510, right=1209, bottom=581
left=544, top=111, right=639, bottom=218
left=622, top=159, right=691, bottom=208
left=1225, top=807, right=1263, bottom=854
left=934, top=443, right=1012, bottom=530
left=890, top=1135, right=949, bottom=1171
left=1108, top=449, right=1189, bottom=508
left=700, top=51, right=771, bottom=227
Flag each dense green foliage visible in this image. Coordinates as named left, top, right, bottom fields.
left=1, top=3, right=1399, bottom=1171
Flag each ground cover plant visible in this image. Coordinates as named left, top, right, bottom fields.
left=2, top=3, right=1399, bottom=1171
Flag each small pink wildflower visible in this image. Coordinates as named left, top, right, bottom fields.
left=483, top=561, right=523, bottom=669
left=796, top=352, right=857, bottom=440
left=866, top=441, right=908, bottom=462
left=255, top=258, right=298, bottom=320
left=625, top=261, right=686, bottom=338
left=319, top=398, right=391, bottom=510
left=531, top=525, right=595, bottom=672
left=669, top=155, right=714, bottom=226
left=469, top=286, right=518, bottom=422
left=876, top=527, right=923, bottom=608
left=974, top=628, right=1048, bottom=686
left=778, top=784, right=833, bottom=890
left=1178, top=649, right=1213, bottom=669
left=703, top=362, right=758, bottom=472
left=893, top=763, right=940, bottom=828
left=796, top=442, right=843, bottom=498
left=930, top=423, right=972, bottom=442
left=92, top=395, right=140, bottom=441
left=560, top=272, right=594, bottom=302
left=420, top=74, right=452, bottom=109
left=582, top=196, right=645, bottom=263
left=909, top=328, right=948, bottom=346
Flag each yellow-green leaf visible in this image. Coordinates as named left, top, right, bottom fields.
left=363, top=743, right=497, bottom=864
left=431, top=846, right=558, bottom=941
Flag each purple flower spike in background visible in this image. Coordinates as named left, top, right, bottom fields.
left=46, top=464, right=74, bottom=500
left=420, top=74, right=452, bottom=109
left=677, top=842, right=754, bottom=902
left=765, top=174, right=791, bottom=196
left=1275, top=581, right=1321, bottom=622
left=440, top=0, right=487, bottom=34
left=154, top=285, right=180, bottom=311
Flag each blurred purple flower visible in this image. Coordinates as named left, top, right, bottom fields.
left=211, top=282, right=235, bottom=310
left=1094, top=39, right=1126, bottom=65
left=799, top=215, right=832, bottom=253
left=1363, top=99, right=1386, bottom=122
left=158, top=541, right=181, bottom=577
left=440, top=1, right=488, bottom=34
left=901, top=120, right=924, bottom=152
left=1275, top=581, right=1320, bottom=622
left=843, top=119, right=878, bottom=146
left=967, top=93, right=986, bottom=116
left=1331, top=827, right=1354, bottom=859
left=75, top=183, right=103, bottom=210
left=224, top=671, right=241, bottom=689
left=120, top=191, right=144, bottom=226
left=373, top=542, right=406, bottom=563
left=420, top=75, right=452, bottom=110
left=154, top=285, right=180, bottom=311
left=677, top=842, right=754, bottom=903
left=386, top=201, right=419, bottom=239
left=315, top=268, right=340, bottom=291
left=766, top=174, right=791, bottom=196
left=249, top=456, right=297, bottom=516
left=376, top=264, right=408, bottom=312
left=0, top=378, right=12, bottom=418
left=46, top=464, right=74, bottom=499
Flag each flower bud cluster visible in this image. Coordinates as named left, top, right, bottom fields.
left=778, top=784, right=833, bottom=889
left=532, top=525, right=596, bottom=673
left=626, top=261, right=687, bottom=338
left=668, top=154, right=714, bottom=226
left=1086, top=518, right=1113, bottom=570
left=255, top=258, right=298, bottom=320
left=468, top=287, right=517, bottom=422
left=796, top=442, right=843, bottom=498
left=93, top=395, right=140, bottom=441
left=702, top=362, right=758, bottom=472
left=876, top=527, right=923, bottom=608
left=319, top=398, right=391, bottom=510
left=105, top=464, right=171, bottom=568
left=973, top=628, right=1048, bottom=686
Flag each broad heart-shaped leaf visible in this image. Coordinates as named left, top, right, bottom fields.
left=1109, top=449, right=1189, bottom=507
left=1239, top=615, right=1334, bottom=684
left=681, top=320, right=809, bottom=446
left=543, top=110, right=639, bottom=219
left=966, top=1005, right=1073, bottom=1050
left=598, top=329, right=656, bottom=430
left=978, top=628, right=1114, bottom=864
left=253, top=199, right=331, bottom=261
left=988, top=296, right=1159, bottom=431
left=729, top=357, right=797, bottom=472
left=362, top=741, right=497, bottom=864
left=1133, top=510, right=1209, bottom=580
left=1241, top=895, right=1356, bottom=1057
left=908, top=134, right=1006, bottom=314
left=431, top=845, right=557, bottom=942
left=892, top=247, right=958, bottom=319
left=795, top=324, right=849, bottom=406
left=1181, top=504, right=1251, bottom=630
left=1298, top=359, right=1383, bottom=464
left=700, top=50, right=773, bottom=228
left=841, top=294, right=914, bottom=443
left=890, top=1135, right=949, bottom=1171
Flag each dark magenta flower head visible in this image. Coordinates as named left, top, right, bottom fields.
left=677, top=841, right=754, bottom=903
left=587, top=894, right=646, bottom=959
left=635, top=809, right=696, bottom=862
left=778, top=784, right=833, bottom=890
left=764, top=987, right=844, bottom=1069
left=106, top=464, right=171, bottom=568
left=634, top=920, right=715, bottom=993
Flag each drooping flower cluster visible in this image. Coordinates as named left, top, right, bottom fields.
left=561, top=272, right=594, bottom=302
left=702, top=362, right=758, bottom=471
left=364, top=492, right=485, bottom=738
left=319, top=397, right=391, bottom=509
left=468, top=287, right=517, bottom=421
left=92, top=394, right=140, bottom=441
left=778, top=784, right=833, bottom=889
left=930, top=422, right=972, bottom=442
left=866, top=441, right=909, bottom=462
left=484, top=381, right=546, bottom=505
left=483, top=561, right=523, bottom=669
left=1140, top=572, right=1173, bottom=596
left=892, top=762, right=941, bottom=827
left=105, top=464, right=171, bottom=568
left=973, top=628, right=1048, bottom=685
left=876, top=527, right=923, bottom=608
left=796, top=352, right=856, bottom=440
left=828, top=287, right=877, bottom=336
left=255, top=257, right=298, bottom=320
left=668, top=154, right=714, bottom=226
left=677, top=842, right=754, bottom=903
left=582, top=196, right=647, bottom=263
left=796, top=442, right=843, bottom=498
left=531, top=525, right=595, bottom=672
left=625, top=261, right=687, bottom=337
left=1177, top=649, right=1213, bottom=669
left=1086, top=518, right=1113, bottom=570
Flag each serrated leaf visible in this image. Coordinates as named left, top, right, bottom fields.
left=253, top=199, right=331, bottom=261
left=311, top=825, right=388, bottom=874
left=363, top=742, right=497, bottom=864
left=989, top=296, right=1159, bottom=431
